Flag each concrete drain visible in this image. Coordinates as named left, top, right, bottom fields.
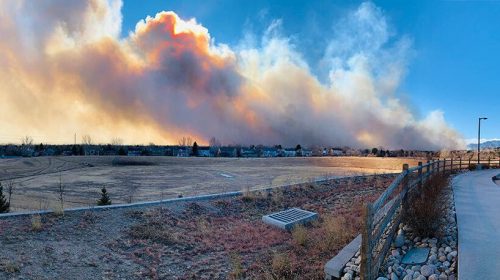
left=262, top=208, right=318, bottom=230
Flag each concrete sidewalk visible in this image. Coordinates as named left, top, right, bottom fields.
left=452, top=169, right=500, bottom=279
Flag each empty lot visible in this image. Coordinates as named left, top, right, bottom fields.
left=0, top=156, right=421, bottom=212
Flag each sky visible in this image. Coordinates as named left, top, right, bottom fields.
left=0, top=0, right=497, bottom=149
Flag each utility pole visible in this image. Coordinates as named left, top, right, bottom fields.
left=478, top=117, right=487, bottom=165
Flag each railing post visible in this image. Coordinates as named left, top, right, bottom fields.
left=468, top=157, right=471, bottom=168
left=361, top=203, right=374, bottom=280
left=426, top=160, right=431, bottom=178
left=418, top=162, right=423, bottom=188
left=437, top=160, right=441, bottom=174
left=443, top=159, right=446, bottom=174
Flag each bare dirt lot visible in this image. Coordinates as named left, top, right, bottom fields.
left=0, top=175, right=395, bottom=279
left=0, top=156, right=421, bottom=212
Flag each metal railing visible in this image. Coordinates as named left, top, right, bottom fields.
left=360, top=158, right=499, bottom=280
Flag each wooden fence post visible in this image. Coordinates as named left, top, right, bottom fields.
left=450, top=158, right=454, bottom=173
left=468, top=158, right=471, bottom=168
left=437, top=160, right=440, bottom=174
left=443, top=159, right=446, bottom=174
left=418, top=162, right=423, bottom=188
left=361, top=203, right=373, bottom=280
left=426, top=160, right=431, bottom=178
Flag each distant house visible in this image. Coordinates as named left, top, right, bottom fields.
left=127, top=150, right=141, bottom=156
left=331, top=148, right=344, bottom=156
left=302, top=149, right=313, bottom=157
left=219, top=147, right=237, bottom=157
left=284, top=149, right=296, bottom=157
left=198, top=147, right=211, bottom=157
left=241, top=147, right=259, bottom=158
left=262, top=147, right=278, bottom=157
left=177, top=147, right=190, bottom=157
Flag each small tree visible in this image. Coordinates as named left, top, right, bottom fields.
left=97, top=187, right=111, bottom=206
left=192, top=141, right=199, bottom=156
left=6, top=180, right=14, bottom=206
left=0, top=183, right=10, bottom=213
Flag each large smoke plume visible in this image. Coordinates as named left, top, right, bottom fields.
left=0, top=0, right=464, bottom=149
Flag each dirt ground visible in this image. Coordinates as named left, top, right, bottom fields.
left=0, top=156, right=421, bottom=212
left=0, top=175, right=395, bottom=280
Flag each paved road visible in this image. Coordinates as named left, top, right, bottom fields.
left=452, top=169, right=500, bottom=279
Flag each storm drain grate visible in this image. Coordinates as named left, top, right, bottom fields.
left=262, top=208, right=318, bottom=231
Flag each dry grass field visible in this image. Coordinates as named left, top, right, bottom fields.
left=0, top=156, right=422, bottom=212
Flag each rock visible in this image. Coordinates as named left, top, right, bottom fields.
left=428, top=254, right=437, bottom=264
left=391, top=272, right=399, bottom=280
left=439, top=272, right=448, bottom=280
left=414, top=275, right=426, bottom=280
left=412, top=271, right=420, bottom=278
left=428, top=274, right=439, bottom=280
left=411, top=265, right=421, bottom=272
left=420, top=265, right=434, bottom=277
left=355, top=256, right=361, bottom=265
left=342, top=274, right=352, bottom=280
left=403, top=275, right=412, bottom=280
left=444, top=247, right=452, bottom=253
left=443, top=261, right=450, bottom=268
left=439, top=255, right=447, bottom=262
left=395, top=234, right=405, bottom=248
left=376, top=278, right=389, bottom=280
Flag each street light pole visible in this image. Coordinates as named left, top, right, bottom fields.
left=478, top=117, right=488, bottom=165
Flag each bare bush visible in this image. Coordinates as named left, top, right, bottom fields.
left=403, top=174, right=448, bottom=237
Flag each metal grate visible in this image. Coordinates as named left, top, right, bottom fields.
left=262, top=208, right=318, bottom=230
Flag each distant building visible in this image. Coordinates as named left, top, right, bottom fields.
left=127, top=150, right=141, bottom=156
left=284, top=149, right=296, bottom=157
left=241, top=147, right=259, bottom=157
left=262, top=147, right=278, bottom=157
left=198, top=147, right=211, bottom=157
left=219, top=147, right=237, bottom=157
left=302, top=149, right=313, bottom=157
left=177, top=148, right=190, bottom=157
left=331, top=148, right=344, bottom=156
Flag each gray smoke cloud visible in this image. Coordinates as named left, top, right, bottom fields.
left=0, top=0, right=464, bottom=149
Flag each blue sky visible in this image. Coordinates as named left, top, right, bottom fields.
left=121, top=0, right=498, bottom=143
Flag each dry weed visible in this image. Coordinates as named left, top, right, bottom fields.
left=31, top=214, right=42, bottom=231
left=291, top=225, right=308, bottom=247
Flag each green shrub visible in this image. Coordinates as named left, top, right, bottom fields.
left=97, top=187, right=112, bottom=206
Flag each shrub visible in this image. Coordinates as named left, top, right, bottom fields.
left=0, top=184, right=10, bottom=213
left=241, top=186, right=255, bottom=203
left=270, top=253, right=293, bottom=279
left=403, top=174, right=448, bottom=237
left=319, top=216, right=355, bottom=252
left=97, top=187, right=112, bottom=206
left=229, top=252, right=244, bottom=280
left=31, top=214, right=42, bottom=231
left=291, top=225, right=308, bottom=247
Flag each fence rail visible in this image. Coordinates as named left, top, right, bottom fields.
left=360, top=158, right=500, bottom=280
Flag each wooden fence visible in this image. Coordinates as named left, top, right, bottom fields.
left=360, top=158, right=500, bottom=280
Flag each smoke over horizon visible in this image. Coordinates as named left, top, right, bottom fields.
left=0, top=1, right=465, bottom=149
